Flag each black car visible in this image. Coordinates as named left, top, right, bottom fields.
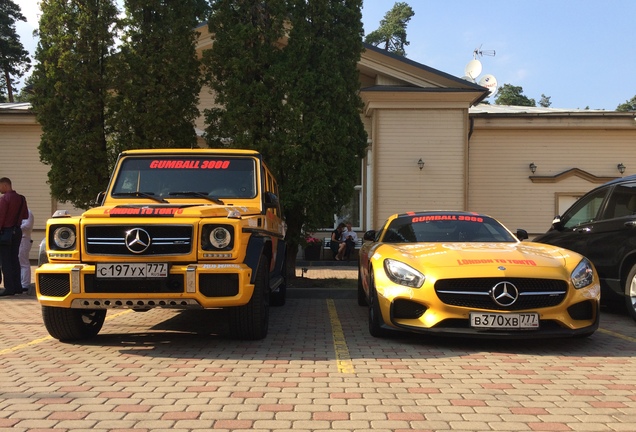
left=534, top=174, right=636, bottom=321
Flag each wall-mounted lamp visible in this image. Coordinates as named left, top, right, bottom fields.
left=618, top=163, right=626, bottom=174
left=529, top=162, right=537, bottom=174
left=417, top=158, right=425, bottom=170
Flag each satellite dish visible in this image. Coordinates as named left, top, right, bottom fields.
left=464, top=59, right=482, bottom=80
left=461, top=75, right=475, bottom=82
left=478, top=74, right=498, bottom=96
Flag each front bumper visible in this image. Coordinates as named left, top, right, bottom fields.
left=36, top=263, right=255, bottom=310
left=375, top=282, right=601, bottom=339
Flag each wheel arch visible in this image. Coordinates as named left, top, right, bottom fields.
left=245, top=235, right=272, bottom=284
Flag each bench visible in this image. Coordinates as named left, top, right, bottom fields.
left=322, top=236, right=363, bottom=260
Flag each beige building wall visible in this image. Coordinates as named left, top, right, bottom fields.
left=0, top=114, right=49, bottom=259
left=373, top=108, right=467, bottom=224
left=468, top=115, right=636, bottom=235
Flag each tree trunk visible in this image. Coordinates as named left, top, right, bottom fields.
left=4, top=70, right=14, bottom=102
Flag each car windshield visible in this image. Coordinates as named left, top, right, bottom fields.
left=111, top=156, right=257, bottom=200
left=382, top=214, right=517, bottom=243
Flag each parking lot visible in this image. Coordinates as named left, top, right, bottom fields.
left=2, top=266, right=636, bottom=431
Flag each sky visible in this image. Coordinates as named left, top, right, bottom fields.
left=12, top=0, right=636, bottom=110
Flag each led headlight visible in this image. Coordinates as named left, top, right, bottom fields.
left=571, top=258, right=594, bottom=289
left=383, top=258, right=425, bottom=288
left=53, top=226, right=76, bottom=249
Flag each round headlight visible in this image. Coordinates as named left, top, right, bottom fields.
left=53, top=226, right=76, bottom=249
left=209, top=227, right=231, bottom=249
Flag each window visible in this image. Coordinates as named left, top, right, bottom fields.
left=332, top=162, right=363, bottom=230
left=602, top=183, right=636, bottom=219
left=560, top=188, right=608, bottom=229
left=335, top=185, right=362, bottom=229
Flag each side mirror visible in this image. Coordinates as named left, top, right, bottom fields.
left=363, top=230, right=377, bottom=241
left=96, top=191, right=106, bottom=206
left=551, top=216, right=564, bottom=231
left=516, top=229, right=529, bottom=241
left=263, top=192, right=279, bottom=209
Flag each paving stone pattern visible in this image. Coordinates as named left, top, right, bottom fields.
left=1, top=265, right=636, bottom=431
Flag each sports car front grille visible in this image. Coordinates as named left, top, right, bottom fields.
left=85, top=225, right=192, bottom=255
left=434, top=277, right=567, bottom=311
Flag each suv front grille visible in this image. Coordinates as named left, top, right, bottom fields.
left=434, top=277, right=567, bottom=311
left=85, top=225, right=192, bottom=256
left=38, top=274, right=71, bottom=297
left=83, top=274, right=184, bottom=293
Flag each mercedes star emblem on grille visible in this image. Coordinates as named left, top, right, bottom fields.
left=490, top=281, right=519, bottom=307
left=125, top=228, right=151, bottom=254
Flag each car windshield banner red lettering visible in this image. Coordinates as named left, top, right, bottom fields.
left=148, top=160, right=231, bottom=169
left=411, top=215, right=484, bottom=223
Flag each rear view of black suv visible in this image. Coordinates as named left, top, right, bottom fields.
left=534, top=175, right=636, bottom=321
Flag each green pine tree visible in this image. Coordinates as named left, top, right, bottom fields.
left=281, top=0, right=367, bottom=242
left=0, top=0, right=32, bottom=102
left=31, top=0, right=118, bottom=209
left=203, top=0, right=368, bottom=273
left=108, top=0, right=209, bottom=155
left=494, top=83, right=536, bottom=107
left=364, top=1, right=414, bottom=56
left=203, top=0, right=288, bottom=153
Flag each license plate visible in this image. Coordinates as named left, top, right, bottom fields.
left=96, top=263, right=169, bottom=279
left=470, top=312, right=539, bottom=329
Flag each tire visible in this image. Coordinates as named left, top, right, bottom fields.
left=41, top=306, right=106, bottom=341
left=368, top=273, right=390, bottom=338
left=624, top=264, right=636, bottom=322
left=229, top=257, right=270, bottom=340
left=357, top=267, right=367, bottom=306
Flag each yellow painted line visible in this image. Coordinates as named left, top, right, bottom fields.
left=0, top=309, right=132, bottom=355
left=0, top=335, right=53, bottom=354
left=326, top=299, right=355, bottom=374
left=598, top=327, right=636, bottom=343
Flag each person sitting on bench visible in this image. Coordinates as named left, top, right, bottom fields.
left=330, top=223, right=346, bottom=260
left=339, top=222, right=358, bottom=260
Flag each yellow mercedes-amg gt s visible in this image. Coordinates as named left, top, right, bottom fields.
left=358, top=211, right=600, bottom=339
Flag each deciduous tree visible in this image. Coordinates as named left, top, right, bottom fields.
left=617, top=96, right=636, bottom=112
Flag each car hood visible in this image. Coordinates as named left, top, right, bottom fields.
left=373, top=241, right=583, bottom=274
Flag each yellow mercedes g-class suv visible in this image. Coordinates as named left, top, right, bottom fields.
left=36, top=149, right=286, bottom=341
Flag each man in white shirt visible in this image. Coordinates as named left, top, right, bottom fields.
left=19, top=209, right=34, bottom=291
left=341, top=222, right=358, bottom=260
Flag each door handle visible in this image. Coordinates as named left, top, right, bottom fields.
left=575, top=227, right=591, bottom=233
left=625, top=221, right=636, bottom=228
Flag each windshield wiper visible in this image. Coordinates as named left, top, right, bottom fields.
left=112, top=191, right=168, bottom=204
left=169, top=191, right=224, bottom=205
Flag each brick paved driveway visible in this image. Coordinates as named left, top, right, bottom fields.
left=2, top=285, right=636, bottom=431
